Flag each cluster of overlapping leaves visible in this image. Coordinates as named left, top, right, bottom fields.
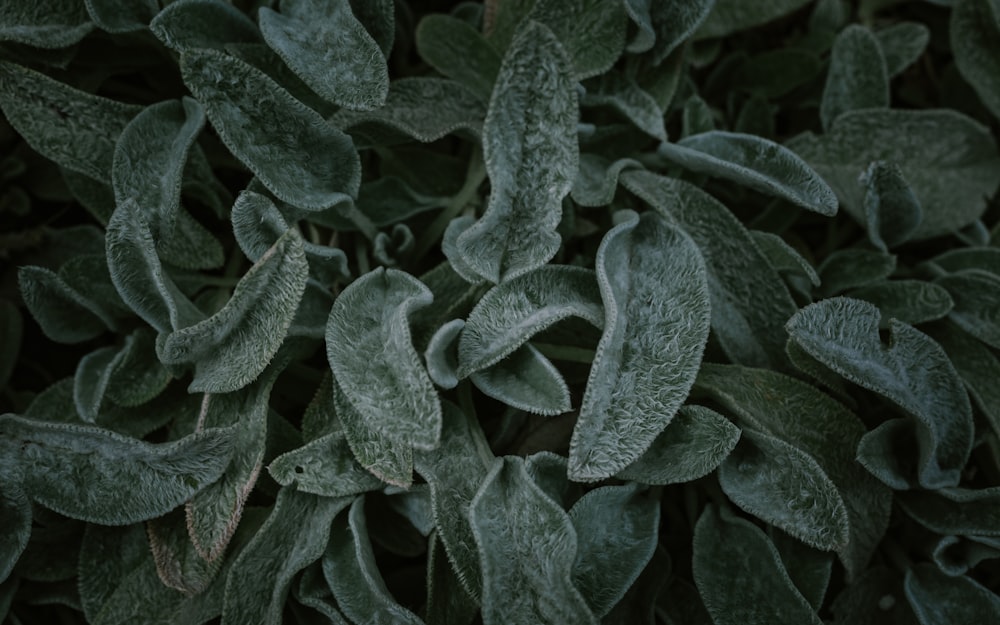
left=1, top=0, right=999, bottom=623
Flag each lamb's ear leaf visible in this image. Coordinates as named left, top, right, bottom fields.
left=105, top=199, right=206, bottom=334
left=470, top=457, right=598, bottom=625
left=72, top=345, right=119, bottom=424
left=268, top=432, right=383, bottom=498
left=718, top=429, right=850, bottom=552
left=0, top=0, right=93, bottom=49
left=861, top=161, right=922, bottom=251
left=326, top=267, right=441, bottom=450
left=331, top=376, right=413, bottom=488
left=348, top=0, right=393, bottom=56
left=426, top=533, right=479, bottom=625
left=751, top=230, right=820, bottom=294
left=528, top=0, right=627, bottom=79
left=820, top=25, right=889, bottom=132
left=904, top=563, right=1000, bottom=624
left=259, top=0, right=388, bottom=111
left=569, top=484, right=659, bottom=618
left=830, top=566, right=918, bottom=625
left=846, top=280, right=953, bottom=327
left=292, top=562, right=350, bottom=625
left=322, top=498, right=425, bottom=625
left=0, top=414, right=234, bottom=525
left=458, top=265, right=603, bottom=378
left=581, top=71, right=667, bottom=140
left=150, top=0, right=260, bottom=52
left=787, top=109, right=1000, bottom=240
left=876, top=22, right=930, bottom=78
left=692, top=505, right=824, bottom=625
left=159, top=229, right=309, bottom=394
left=951, top=0, right=1000, bottom=123
left=414, top=401, right=493, bottom=600
left=935, top=270, right=1000, bottom=349
left=0, top=478, right=30, bottom=584
left=424, top=319, right=465, bottom=390
left=616, top=405, right=740, bottom=485
left=786, top=297, right=974, bottom=489
left=104, top=328, right=172, bottom=408
left=221, top=488, right=350, bottom=625
left=457, top=21, right=579, bottom=284
left=569, top=211, right=710, bottom=481
left=896, top=486, right=1000, bottom=537
left=931, top=535, right=1000, bottom=577
left=930, top=323, right=1000, bottom=438
left=146, top=508, right=222, bottom=595
left=624, top=0, right=716, bottom=61
left=84, top=0, right=158, bottom=33
left=772, top=529, right=834, bottom=610
left=331, top=77, right=486, bottom=144
left=695, top=0, right=813, bottom=39
left=571, top=154, right=642, bottom=207
left=470, top=344, right=572, bottom=416
left=416, top=14, right=502, bottom=103
left=926, top=247, right=1000, bottom=276
left=818, top=249, right=897, bottom=296
left=622, top=172, right=797, bottom=369
left=18, top=266, right=116, bottom=343
left=180, top=48, right=360, bottom=211
left=0, top=61, right=140, bottom=183
left=657, top=131, right=838, bottom=215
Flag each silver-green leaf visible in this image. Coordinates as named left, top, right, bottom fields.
left=821, top=25, right=889, bottom=131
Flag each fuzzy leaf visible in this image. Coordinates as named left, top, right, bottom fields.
left=19, top=266, right=116, bottom=343
left=936, top=270, right=1000, bottom=349
left=150, top=0, right=260, bottom=52
left=72, top=345, right=119, bottom=424
left=268, top=431, right=382, bottom=498
left=425, top=534, right=478, bottom=625
left=896, top=486, right=1000, bottom=537
left=624, top=0, right=716, bottom=61
left=326, top=268, right=441, bottom=450
left=416, top=14, right=502, bottom=103
left=413, top=401, right=493, bottom=600
left=786, top=298, right=974, bottom=489
left=847, top=280, right=953, bottom=327
left=930, top=323, right=1000, bottom=437
left=147, top=509, right=222, bottom=596
left=84, top=0, right=157, bottom=33
left=259, top=0, right=388, bottom=111
left=861, top=161, right=922, bottom=251
left=470, top=457, right=597, bottom=625
left=904, top=563, right=1000, bottom=624
left=569, top=212, right=710, bottom=481
left=180, top=48, right=360, bottom=210
left=458, top=265, right=602, bottom=377
left=0, top=480, right=30, bottom=584
left=819, top=248, right=897, bottom=296
left=571, top=154, right=642, bottom=207
left=582, top=71, right=667, bottom=140
left=696, top=0, right=812, bottom=38
left=951, top=0, right=1000, bottom=122
left=927, top=247, right=1000, bottom=276
left=322, top=498, right=425, bottom=625
left=693, top=505, right=823, bottom=625
left=529, top=0, right=627, bottom=79
left=159, top=229, right=308, bottom=393
left=751, top=230, right=820, bottom=289
left=456, top=21, right=579, bottom=283
left=622, top=171, right=796, bottom=368
left=876, top=22, right=930, bottom=77
left=788, top=109, right=1000, bottom=239
left=773, top=529, right=834, bottom=610
left=470, top=344, right=572, bottom=415
left=821, top=25, right=889, bottom=131
left=0, top=415, right=234, bottom=525
left=221, top=488, right=349, bottom=625
left=616, top=405, right=741, bottom=485
left=569, top=484, right=659, bottom=617
left=331, top=376, right=413, bottom=488
left=0, top=0, right=93, bottom=48
left=104, top=328, right=171, bottom=407
left=424, top=319, right=464, bottom=390
left=0, top=61, right=140, bottom=183
left=657, top=131, right=838, bottom=215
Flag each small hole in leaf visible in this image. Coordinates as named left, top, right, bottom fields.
left=294, top=466, right=305, bottom=474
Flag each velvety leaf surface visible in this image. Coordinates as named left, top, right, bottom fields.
left=847, top=280, right=953, bottom=327
left=456, top=21, right=579, bottom=283
left=657, top=131, right=838, bottom=215
left=582, top=71, right=667, bottom=140
left=180, top=48, right=361, bottom=210
left=904, top=563, right=1000, bottom=624
left=625, top=0, right=716, bottom=61
left=896, top=486, right=1000, bottom=537
left=150, top=0, right=260, bottom=52
left=571, top=154, right=642, bottom=207
left=331, top=376, right=413, bottom=488
left=773, top=529, right=833, bottom=611
left=470, top=457, right=597, bottom=625
left=935, top=270, right=1000, bottom=349
left=268, top=431, right=382, bottom=498
left=458, top=265, right=603, bottom=377
left=416, top=14, right=502, bottom=103
left=0, top=0, right=93, bottom=49
left=259, top=0, right=388, bottom=111
left=84, top=0, right=157, bottom=33
left=951, top=0, right=1000, bottom=122
left=788, top=109, right=1000, bottom=239
left=930, top=323, right=1000, bottom=437
left=424, top=319, right=464, bottom=389
left=470, top=344, right=572, bottom=415
left=696, top=0, right=812, bottom=38
left=786, top=298, right=974, bottom=488
left=751, top=230, right=820, bottom=290
left=821, top=25, right=889, bottom=131
left=569, top=212, right=710, bottom=481
left=830, top=566, right=917, bottom=625
left=876, top=22, right=930, bottom=77
left=529, top=0, right=627, bottom=79
left=818, top=248, right=897, bottom=296
left=326, top=268, right=441, bottom=450
left=0, top=480, right=30, bottom=584
left=861, top=161, right=923, bottom=251
left=692, top=505, right=823, bottom=625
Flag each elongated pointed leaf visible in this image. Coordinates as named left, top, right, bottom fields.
left=159, top=229, right=308, bottom=393
left=751, top=230, right=820, bottom=289
left=470, top=344, right=572, bottom=415
left=147, top=509, right=222, bottom=595
left=268, top=431, right=382, bottom=498
left=529, top=0, right=627, bottom=79
left=657, top=131, right=838, bottom=215
left=786, top=297, right=974, bottom=489
left=788, top=109, right=1000, bottom=239
left=624, top=0, right=716, bottom=61
left=0, top=62, right=140, bottom=183
left=458, top=265, right=602, bottom=377
left=470, top=457, right=597, bottom=625
left=222, top=488, right=349, bottom=625
left=819, top=248, right=897, bottom=296
left=326, top=268, right=441, bottom=450
left=927, top=247, right=1000, bottom=276
left=0, top=480, right=30, bottom=584
left=936, top=270, right=1000, bottom=349
left=569, top=211, right=710, bottom=481
left=73, top=345, right=118, bottom=423
left=259, top=0, right=388, bottom=111
left=848, top=280, right=953, bottom=327
left=104, top=328, right=171, bottom=408
left=569, top=484, right=659, bottom=617
left=821, top=25, right=889, bottom=131
left=861, top=161, right=922, bottom=251
left=331, top=376, right=413, bottom=488
left=416, top=14, right=502, bottom=103
left=0, top=0, right=93, bottom=49
left=180, top=48, right=360, bottom=211
left=424, top=319, right=464, bottom=389
left=930, top=323, right=1000, bottom=437
left=876, top=22, right=930, bottom=78
left=696, top=0, right=812, bottom=38
left=897, top=486, right=1000, bottom=537
left=623, top=172, right=797, bottom=368
left=952, top=0, right=1000, bottom=122
left=414, top=401, right=493, bottom=600
left=456, top=21, right=579, bottom=283
left=322, top=498, right=425, bottom=625
left=582, top=71, right=667, bottom=140
left=773, top=529, right=834, bottom=611
left=426, top=533, right=478, bottom=625
left=150, top=0, right=259, bottom=52
left=0, top=415, right=234, bottom=525
left=616, top=405, right=740, bottom=485
left=571, top=154, right=642, bottom=207
left=85, top=0, right=157, bottom=33
left=692, top=505, right=823, bottom=625
left=19, top=266, right=117, bottom=343
left=904, top=563, right=1000, bottom=624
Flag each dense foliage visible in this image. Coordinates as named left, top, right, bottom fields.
left=1, top=0, right=1000, bottom=623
